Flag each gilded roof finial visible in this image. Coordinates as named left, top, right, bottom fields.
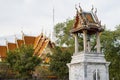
left=79, top=3, right=82, bottom=12
left=91, top=5, right=94, bottom=11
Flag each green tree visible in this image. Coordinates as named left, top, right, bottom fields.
left=54, top=20, right=74, bottom=47
left=49, top=46, right=72, bottom=79
left=101, top=26, right=120, bottom=80
left=54, top=19, right=83, bottom=52
left=6, top=45, right=41, bottom=79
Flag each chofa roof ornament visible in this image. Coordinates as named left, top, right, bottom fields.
left=79, top=3, right=82, bottom=12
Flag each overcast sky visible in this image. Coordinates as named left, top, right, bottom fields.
left=0, top=0, right=120, bottom=37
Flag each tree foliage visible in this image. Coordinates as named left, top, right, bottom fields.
left=101, top=26, right=120, bottom=80
left=49, top=46, right=72, bottom=79
left=54, top=20, right=74, bottom=47
left=6, top=45, right=41, bottom=79
left=54, top=19, right=83, bottom=52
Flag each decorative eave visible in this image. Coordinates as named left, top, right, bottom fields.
left=71, top=24, right=104, bottom=35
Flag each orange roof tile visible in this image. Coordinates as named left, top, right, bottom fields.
left=24, top=36, right=36, bottom=45
left=34, top=36, right=45, bottom=55
left=37, top=39, right=49, bottom=56
left=17, top=39, right=24, bottom=48
left=7, top=43, right=17, bottom=51
left=34, top=35, right=42, bottom=49
left=0, top=33, right=54, bottom=62
left=0, top=46, right=7, bottom=58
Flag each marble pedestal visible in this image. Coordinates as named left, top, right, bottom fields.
left=67, top=52, right=110, bottom=80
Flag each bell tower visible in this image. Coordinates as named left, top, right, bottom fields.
left=67, top=5, right=110, bottom=80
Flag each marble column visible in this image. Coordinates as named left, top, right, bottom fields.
left=96, top=32, right=101, bottom=53
left=83, top=30, right=87, bottom=52
left=74, top=33, right=79, bottom=53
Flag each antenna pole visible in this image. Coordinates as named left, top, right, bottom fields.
left=52, top=4, right=55, bottom=42
left=53, top=7, right=55, bottom=28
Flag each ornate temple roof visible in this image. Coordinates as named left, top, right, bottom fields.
left=71, top=5, right=104, bottom=35
left=0, top=33, right=54, bottom=62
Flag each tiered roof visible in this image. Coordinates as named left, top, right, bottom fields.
left=71, top=5, right=104, bottom=34
left=0, top=33, right=54, bottom=62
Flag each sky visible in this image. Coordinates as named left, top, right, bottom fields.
left=0, top=0, right=120, bottom=38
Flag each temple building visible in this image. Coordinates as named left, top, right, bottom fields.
left=0, top=33, right=55, bottom=63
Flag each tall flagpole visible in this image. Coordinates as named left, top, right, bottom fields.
left=52, top=0, right=55, bottom=42
left=53, top=7, right=55, bottom=28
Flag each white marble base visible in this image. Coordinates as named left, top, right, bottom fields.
left=67, top=52, right=110, bottom=80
